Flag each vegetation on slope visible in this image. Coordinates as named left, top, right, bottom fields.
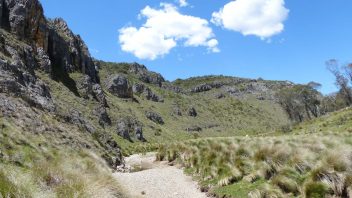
left=0, top=118, right=125, bottom=198
left=97, top=61, right=290, bottom=145
left=155, top=107, right=352, bottom=198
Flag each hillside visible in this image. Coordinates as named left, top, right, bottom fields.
left=96, top=61, right=291, bottom=146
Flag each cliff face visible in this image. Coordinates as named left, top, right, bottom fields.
left=0, top=0, right=98, bottom=82
left=0, top=0, right=121, bottom=167
left=0, top=0, right=107, bottom=110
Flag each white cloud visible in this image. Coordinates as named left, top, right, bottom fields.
left=211, top=0, right=289, bottom=39
left=178, top=0, right=188, bottom=7
left=119, top=3, right=218, bottom=60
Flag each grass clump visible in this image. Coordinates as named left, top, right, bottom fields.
left=304, top=181, right=329, bottom=198
left=156, top=133, right=352, bottom=197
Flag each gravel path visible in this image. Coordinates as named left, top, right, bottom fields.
left=113, top=153, right=207, bottom=198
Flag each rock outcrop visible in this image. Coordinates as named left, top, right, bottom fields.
left=188, top=107, right=197, bottom=117
left=93, top=105, right=111, bottom=127
left=191, top=84, right=212, bottom=93
left=116, top=117, right=145, bottom=142
left=106, top=74, right=133, bottom=98
left=144, top=87, right=164, bottom=102
left=132, top=83, right=145, bottom=94
left=47, top=18, right=99, bottom=82
left=186, top=126, right=202, bottom=132
left=65, top=109, right=95, bottom=133
left=161, top=83, right=183, bottom=93
left=77, top=75, right=107, bottom=106
left=191, top=81, right=225, bottom=93
left=145, top=111, right=164, bottom=125
left=0, top=0, right=102, bottom=112
left=92, top=83, right=108, bottom=107
left=0, top=0, right=99, bottom=83
left=129, top=63, right=165, bottom=87
left=132, top=83, right=163, bottom=102
left=0, top=58, right=55, bottom=111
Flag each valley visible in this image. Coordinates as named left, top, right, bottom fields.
left=0, top=0, right=351, bottom=198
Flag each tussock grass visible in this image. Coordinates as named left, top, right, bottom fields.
left=156, top=134, right=352, bottom=197
left=0, top=150, right=124, bottom=198
left=0, top=119, right=125, bottom=198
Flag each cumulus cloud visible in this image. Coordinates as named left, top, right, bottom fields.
left=178, top=0, right=188, bottom=7
left=119, top=3, right=218, bottom=60
left=211, top=0, right=289, bottom=39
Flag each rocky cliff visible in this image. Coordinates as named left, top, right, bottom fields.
left=0, top=0, right=120, bottom=167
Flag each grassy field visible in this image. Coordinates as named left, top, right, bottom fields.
left=154, top=107, right=352, bottom=198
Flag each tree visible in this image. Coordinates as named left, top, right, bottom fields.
left=277, top=85, right=321, bottom=122
left=320, top=93, right=347, bottom=114
left=326, top=59, right=352, bottom=106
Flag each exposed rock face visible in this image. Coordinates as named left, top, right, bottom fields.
left=186, top=126, right=202, bottom=132
left=0, top=1, right=3, bottom=27
left=116, top=117, right=145, bottom=142
left=162, top=83, right=183, bottom=93
left=188, top=107, right=197, bottom=117
left=145, top=111, right=164, bottom=125
left=2, top=0, right=47, bottom=43
left=92, top=83, right=108, bottom=107
left=191, top=84, right=212, bottom=93
left=134, top=126, right=145, bottom=142
left=94, top=105, right=111, bottom=127
left=129, top=63, right=165, bottom=87
left=0, top=1, right=99, bottom=82
left=77, top=75, right=93, bottom=99
left=106, top=74, right=133, bottom=98
left=0, top=0, right=102, bottom=112
left=47, top=18, right=99, bottom=83
left=36, top=47, right=51, bottom=72
left=132, top=83, right=145, bottom=94
left=0, top=59, right=55, bottom=111
left=65, top=109, right=95, bottom=133
left=132, top=83, right=163, bottom=102
left=98, top=135, right=122, bottom=168
left=77, top=75, right=107, bottom=106
left=191, top=81, right=225, bottom=93
left=144, top=87, right=163, bottom=102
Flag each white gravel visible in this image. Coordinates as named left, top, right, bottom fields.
left=113, top=153, right=207, bottom=198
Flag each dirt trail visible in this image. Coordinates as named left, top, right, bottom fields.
left=113, top=153, right=207, bottom=198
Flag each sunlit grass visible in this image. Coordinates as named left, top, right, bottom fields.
left=156, top=133, right=352, bottom=197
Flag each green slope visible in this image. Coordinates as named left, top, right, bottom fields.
left=155, top=106, right=352, bottom=198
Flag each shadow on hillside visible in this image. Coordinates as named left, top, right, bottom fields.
left=51, top=64, right=80, bottom=97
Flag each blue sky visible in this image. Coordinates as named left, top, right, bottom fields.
left=39, top=0, right=352, bottom=94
